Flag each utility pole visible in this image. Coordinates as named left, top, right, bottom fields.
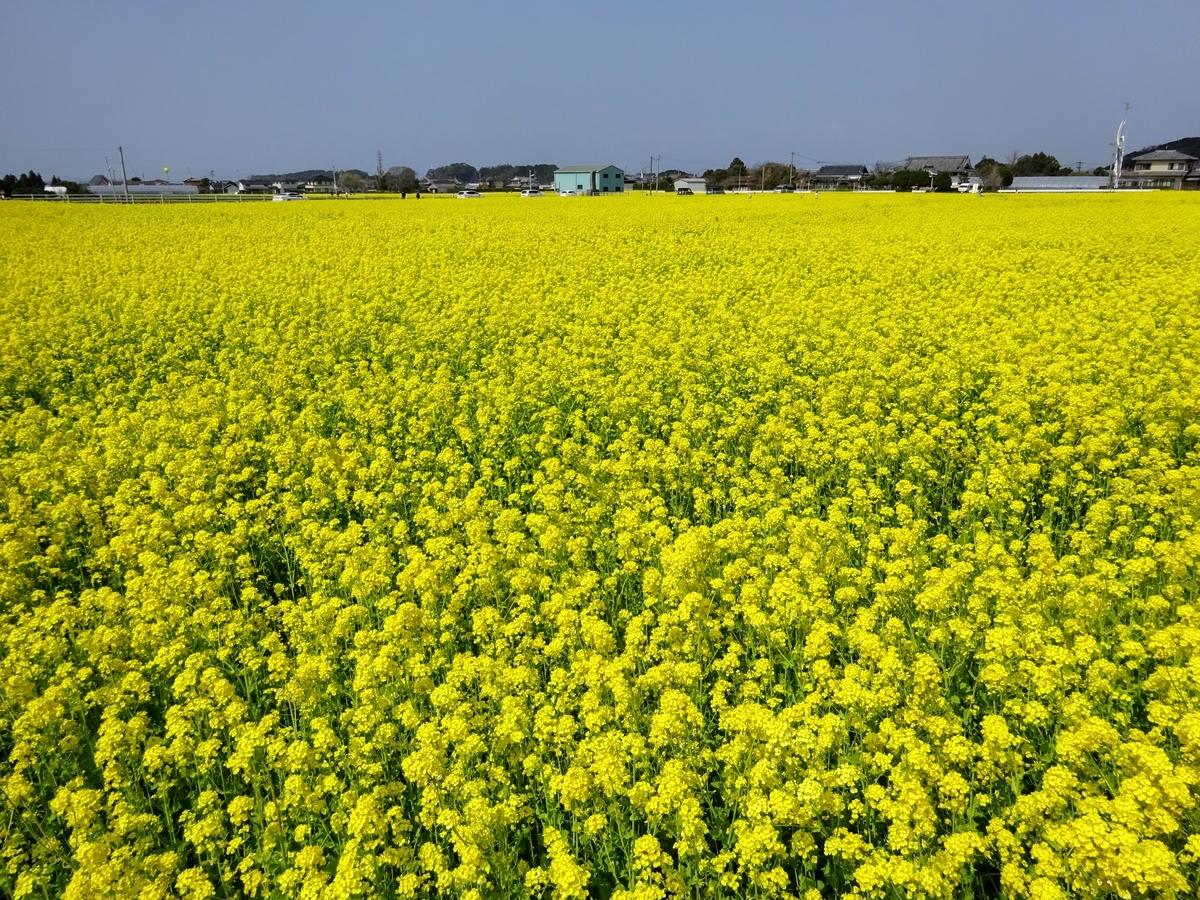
left=376, top=150, right=384, bottom=190
left=790, top=151, right=795, bottom=186
left=332, top=165, right=339, bottom=198
left=118, top=145, right=130, bottom=202
left=649, top=156, right=654, bottom=194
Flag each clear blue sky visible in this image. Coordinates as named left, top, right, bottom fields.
left=2, top=0, right=1197, bottom=181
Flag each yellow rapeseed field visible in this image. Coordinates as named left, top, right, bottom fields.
left=2, top=193, right=1199, bottom=899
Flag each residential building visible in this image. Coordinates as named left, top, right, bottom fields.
left=304, top=175, right=336, bottom=193
left=810, top=165, right=869, bottom=189
left=1119, top=150, right=1198, bottom=190
left=553, top=165, right=625, bottom=194
left=424, top=179, right=460, bottom=194
left=233, top=178, right=275, bottom=194
left=905, top=156, right=974, bottom=181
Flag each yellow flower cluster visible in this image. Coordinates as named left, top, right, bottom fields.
left=1, top=193, right=1199, bottom=898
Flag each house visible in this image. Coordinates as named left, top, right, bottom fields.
left=905, top=156, right=974, bottom=180
left=233, top=178, right=275, bottom=194
left=673, top=177, right=707, bottom=194
left=1007, top=176, right=1109, bottom=192
left=553, top=165, right=625, bottom=194
left=424, top=179, right=460, bottom=194
left=1119, top=150, right=1198, bottom=190
left=810, top=165, right=869, bottom=189
left=303, top=175, right=336, bottom=193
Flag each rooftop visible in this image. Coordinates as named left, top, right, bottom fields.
left=555, top=165, right=623, bottom=173
left=905, top=156, right=973, bottom=171
left=1129, top=149, right=1197, bottom=162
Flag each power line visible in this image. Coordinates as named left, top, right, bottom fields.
left=0, top=147, right=119, bottom=153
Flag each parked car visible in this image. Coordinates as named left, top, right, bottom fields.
left=272, top=192, right=307, bottom=201
left=456, top=190, right=483, bottom=199
left=675, top=187, right=694, bottom=196
left=519, top=189, right=544, bottom=198
left=558, top=189, right=579, bottom=196
left=706, top=187, right=725, bottom=195
left=773, top=185, right=795, bottom=193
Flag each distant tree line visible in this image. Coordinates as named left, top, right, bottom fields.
left=423, top=163, right=558, bottom=187
left=1126, top=136, right=1200, bottom=160
left=701, top=158, right=748, bottom=188
left=1, top=171, right=87, bottom=197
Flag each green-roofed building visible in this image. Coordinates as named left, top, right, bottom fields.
left=553, top=165, right=624, bottom=194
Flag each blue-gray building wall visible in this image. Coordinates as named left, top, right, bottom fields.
left=553, top=166, right=624, bottom=194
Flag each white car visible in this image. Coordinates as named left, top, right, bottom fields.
left=456, top=190, right=483, bottom=199
left=520, top=189, right=544, bottom=198
left=272, top=192, right=307, bottom=201
left=558, top=189, right=579, bottom=196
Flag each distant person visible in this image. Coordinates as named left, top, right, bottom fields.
left=401, top=192, right=407, bottom=200
left=416, top=192, right=421, bottom=200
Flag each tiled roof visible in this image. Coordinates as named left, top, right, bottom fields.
left=1129, top=149, right=1197, bottom=162
left=813, top=165, right=868, bottom=177
left=905, top=156, right=973, bottom=171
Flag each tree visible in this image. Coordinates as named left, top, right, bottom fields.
left=338, top=172, right=366, bottom=193
left=426, top=162, right=479, bottom=184
left=385, top=166, right=419, bottom=193
left=701, top=159, right=748, bottom=190
left=891, top=169, right=929, bottom=191
left=2, top=170, right=46, bottom=195
left=932, top=172, right=953, bottom=192
left=749, top=162, right=793, bottom=189
left=1011, top=152, right=1069, bottom=177
left=976, top=157, right=1012, bottom=190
